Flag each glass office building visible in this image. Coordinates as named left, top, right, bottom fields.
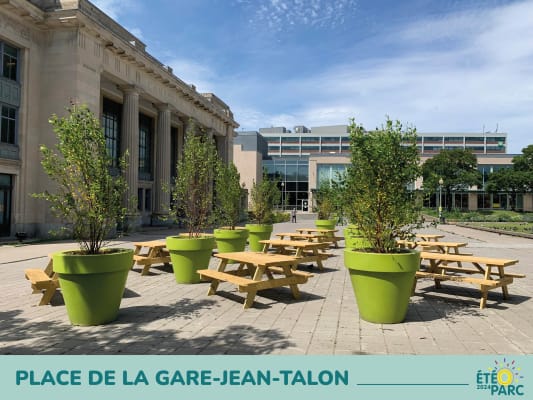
left=263, top=157, right=310, bottom=211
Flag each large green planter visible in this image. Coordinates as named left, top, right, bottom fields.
left=166, top=236, right=215, bottom=283
left=214, top=227, right=249, bottom=254
left=52, top=248, right=133, bottom=326
left=344, top=249, right=419, bottom=324
left=245, top=224, right=273, bottom=251
left=315, top=219, right=336, bottom=230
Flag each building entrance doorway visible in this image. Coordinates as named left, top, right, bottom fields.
left=0, top=174, right=12, bottom=236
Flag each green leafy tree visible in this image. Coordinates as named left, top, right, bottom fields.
left=512, top=144, right=533, bottom=172
left=422, top=148, right=482, bottom=211
left=249, top=174, right=281, bottom=224
left=214, top=161, right=244, bottom=229
left=486, top=168, right=530, bottom=210
left=170, top=121, right=217, bottom=237
left=486, top=145, right=533, bottom=210
left=314, top=181, right=335, bottom=219
left=345, top=117, right=422, bottom=253
left=33, top=104, right=128, bottom=254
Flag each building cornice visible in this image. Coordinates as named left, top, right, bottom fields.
left=0, top=0, right=238, bottom=129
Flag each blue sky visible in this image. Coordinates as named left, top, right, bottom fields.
left=91, top=0, right=533, bottom=154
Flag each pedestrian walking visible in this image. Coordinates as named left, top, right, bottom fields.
left=291, top=208, right=297, bottom=223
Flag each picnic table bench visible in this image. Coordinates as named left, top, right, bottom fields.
left=294, top=228, right=344, bottom=248
left=415, top=251, right=525, bottom=309
left=24, top=256, right=59, bottom=306
left=415, top=233, right=445, bottom=242
left=260, top=239, right=329, bottom=270
left=198, top=251, right=313, bottom=309
left=132, top=240, right=171, bottom=275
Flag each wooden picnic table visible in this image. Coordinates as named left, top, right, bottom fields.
left=275, top=232, right=321, bottom=241
left=402, top=241, right=469, bottom=254
left=198, top=252, right=313, bottom=309
left=415, top=233, right=445, bottom=242
left=295, top=228, right=343, bottom=248
left=132, top=240, right=171, bottom=276
left=415, top=251, right=524, bottom=309
left=260, top=239, right=328, bottom=270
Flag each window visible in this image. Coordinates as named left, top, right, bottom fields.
left=0, top=104, right=16, bottom=144
left=2, top=43, right=18, bottom=81
left=102, top=98, right=121, bottom=167
left=281, top=136, right=299, bottom=144
left=444, top=136, right=463, bottom=143
left=139, top=114, right=153, bottom=179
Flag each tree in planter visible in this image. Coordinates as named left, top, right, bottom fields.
left=33, top=104, right=132, bottom=325
left=166, top=120, right=218, bottom=283
left=169, top=122, right=217, bottom=238
left=246, top=173, right=281, bottom=251
left=314, top=181, right=335, bottom=219
left=344, top=117, right=423, bottom=324
left=346, top=118, right=422, bottom=252
left=213, top=161, right=249, bottom=253
left=214, top=161, right=244, bottom=229
left=248, top=173, right=281, bottom=225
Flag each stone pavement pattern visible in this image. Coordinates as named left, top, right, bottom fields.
left=1, top=217, right=532, bottom=355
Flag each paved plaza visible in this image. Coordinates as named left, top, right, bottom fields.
left=1, top=216, right=532, bottom=355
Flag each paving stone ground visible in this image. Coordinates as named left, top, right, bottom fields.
left=1, top=216, right=532, bottom=355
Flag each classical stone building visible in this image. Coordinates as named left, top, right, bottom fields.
left=0, top=0, right=238, bottom=238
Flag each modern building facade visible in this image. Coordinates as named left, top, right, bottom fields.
left=259, top=125, right=508, bottom=158
left=234, top=125, right=532, bottom=212
left=0, top=0, right=238, bottom=238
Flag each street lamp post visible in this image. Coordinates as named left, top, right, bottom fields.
left=281, top=181, right=285, bottom=211
left=438, top=178, right=444, bottom=223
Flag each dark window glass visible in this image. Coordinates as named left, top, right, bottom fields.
left=102, top=98, right=121, bottom=167
left=145, top=189, right=152, bottom=211
left=2, top=43, right=18, bottom=81
left=137, top=188, right=143, bottom=211
left=139, top=114, right=153, bottom=177
left=0, top=104, right=16, bottom=144
left=170, top=127, right=178, bottom=178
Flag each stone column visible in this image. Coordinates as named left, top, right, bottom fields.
left=120, top=85, right=140, bottom=223
left=154, top=103, right=171, bottom=220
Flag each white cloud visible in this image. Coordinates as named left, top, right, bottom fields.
left=245, top=0, right=358, bottom=32
left=165, top=58, right=218, bottom=93
left=232, top=0, right=533, bottom=153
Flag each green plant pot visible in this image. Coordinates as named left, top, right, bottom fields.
left=245, top=224, right=273, bottom=251
left=214, top=228, right=249, bottom=254
left=315, top=219, right=336, bottom=230
left=52, top=248, right=133, bottom=326
left=344, top=249, right=419, bottom=324
left=166, top=236, right=215, bottom=284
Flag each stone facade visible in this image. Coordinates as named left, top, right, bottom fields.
left=0, top=0, right=238, bottom=238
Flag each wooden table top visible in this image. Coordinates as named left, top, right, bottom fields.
left=214, top=251, right=298, bottom=266
left=260, top=239, right=328, bottom=248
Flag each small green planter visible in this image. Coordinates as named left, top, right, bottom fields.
left=344, top=249, right=419, bottom=324
left=315, top=219, right=336, bottom=230
left=245, top=224, right=273, bottom=251
left=214, top=227, right=249, bottom=254
left=166, top=236, right=215, bottom=283
left=53, top=248, right=133, bottom=326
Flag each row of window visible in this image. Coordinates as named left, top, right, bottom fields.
left=0, top=38, right=19, bottom=146
left=102, top=98, right=155, bottom=179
